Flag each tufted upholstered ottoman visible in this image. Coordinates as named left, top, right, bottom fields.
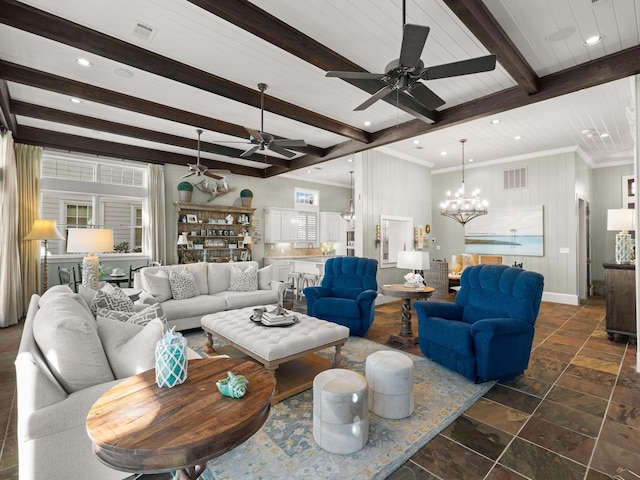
left=313, top=369, right=368, bottom=454
left=201, top=307, right=349, bottom=402
left=365, top=350, right=414, bottom=419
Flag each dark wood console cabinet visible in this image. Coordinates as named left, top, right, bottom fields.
left=603, top=262, right=637, bottom=343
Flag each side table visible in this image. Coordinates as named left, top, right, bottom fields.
left=381, top=284, right=434, bottom=347
left=86, top=358, right=275, bottom=479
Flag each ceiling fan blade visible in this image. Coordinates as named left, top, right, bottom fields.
left=354, top=84, right=394, bottom=111
left=204, top=171, right=224, bottom=180
left=326, top=71, right=385, bottom=80
left=181, top=171, right=196, bottom=178
left=272, top=139, right=307, bottom=148
left=407, top=82, right=445, bottom=110
left=399, top=24, right=430, bottom=68
left=245, top=128, right=264, bottom=143
left=268, top=144, right=297, bottom=159
left=423, top=54, right=497, bottom=80
left=240, top=145, right=260, bottom=158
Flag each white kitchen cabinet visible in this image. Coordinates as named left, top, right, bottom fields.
left=264, top=208, right=298, bottom=243
left=319, top=212, right=343, bottom=243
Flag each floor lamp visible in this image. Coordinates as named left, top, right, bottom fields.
left=24, top=219, right=64, bottom=293
left=66, top=228, right=114, bottom=289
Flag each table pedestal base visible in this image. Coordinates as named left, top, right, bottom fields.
left=388, top=333, right=418, bottom=347
left=388, top=298, right=418, bottom=347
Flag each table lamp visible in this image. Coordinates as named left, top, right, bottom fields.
left=24, top=219, right=64, bottom=293
left=607, top=208, right=635, bottom=264
left=397, top=251, right=430, bottom=286
left=67, top=228, right=114, bottom=289
left=243, top=234, right=252, bottom=260
left=177, top=233, right=188, bottom=263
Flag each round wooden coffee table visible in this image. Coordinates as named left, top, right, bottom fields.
left=86, top=357, right=275, bottom=479
left=381, top=284, right=434, bottom=347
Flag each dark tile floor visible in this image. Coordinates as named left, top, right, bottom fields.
left=1, top=295, right=638, bottom=480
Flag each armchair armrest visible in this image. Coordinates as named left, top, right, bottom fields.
left=302, top=286, right=330, bottom=315
left=470, top=317, right=533, bottom=337
left=270, top=280, right=286, bottom=306
left=414, top=300, right=464, bottom=320
left=355, top=289, right=378, bottom=304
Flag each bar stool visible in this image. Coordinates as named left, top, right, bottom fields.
left=287, top=272, right=302, bottom=300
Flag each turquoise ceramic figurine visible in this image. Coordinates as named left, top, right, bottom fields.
left=216, top=371, right=249, bottom=398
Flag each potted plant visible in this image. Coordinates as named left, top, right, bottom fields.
left=240, top=189, right=253, bottom=207
left=178, top=181, right=193, bottom=202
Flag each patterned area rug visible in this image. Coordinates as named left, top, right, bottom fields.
left=185, top=332, right=494, bottom=480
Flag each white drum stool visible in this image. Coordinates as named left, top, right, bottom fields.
left=313, top=369, right=368, bottom=454
left=366, top=351, right=414, bottom=419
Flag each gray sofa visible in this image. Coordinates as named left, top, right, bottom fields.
left=136, top=261, right=285, bottom=330
left=15, top=286, right=199, bottom=480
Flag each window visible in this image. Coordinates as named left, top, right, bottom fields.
left=40, top=149, right=148, bottom=257
left=296, top=212, right=318, bottom=247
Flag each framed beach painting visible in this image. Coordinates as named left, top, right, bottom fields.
left=464, top=206, right=544, bottom=256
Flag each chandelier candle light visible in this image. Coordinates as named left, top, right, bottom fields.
left=440, top=139, right=488, bottom=225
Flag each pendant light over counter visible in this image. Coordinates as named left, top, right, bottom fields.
left=341, top=170, right=356, bottom=221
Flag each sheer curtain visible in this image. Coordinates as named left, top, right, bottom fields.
left=16, top=144, right=42, bottom=310
left=147, top=164, right=167, bottom=265
left=0, top=132, right=22, bottom=327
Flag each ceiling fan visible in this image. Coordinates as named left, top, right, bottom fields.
left=182, top=129, right=230, bottom=180
left=326, top=4, right=497, bottom=112
left=238, top=83, right=307, bottom=159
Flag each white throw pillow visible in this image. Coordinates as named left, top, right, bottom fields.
left=33, top=294, right=115, bottom=393
left=258, top=264, right=272, bottom=290
left=229, top=265, right=258, bottom=292
left=169, top=268, right=200, bottom=300
left=143, top=270, right=172, bottom=302
left=97, top=317, right=165, bottom=379
left=97, top=303, right=168, bottom=327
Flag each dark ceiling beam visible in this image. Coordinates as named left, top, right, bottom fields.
left=10, top=100, right=292, bottom=168
left=442, top=0, right=538, bottom=94
left=0, top=0, right=369, bottom=143
left=186, top=0, right=437, bottom=123
left=15, top=126, right=265, bottom=177
left=285, top=44, right=640, bottom=174
left=0, top=80, right=17, bottom=134
left=0, top=61, right=325, bottom=163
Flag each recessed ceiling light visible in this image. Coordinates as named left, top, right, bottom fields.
left=75, top=57, right=92, bottom=67
left=363, top=121, right=371, bottom=127
left=306, top=170, right=312, bottom=173
left=581, top=128, right=598, bottom=137
left=514, top=135, right=522, bottom=140
left=583, top=34, right=604, bottom=46
left=347, top=158, right=353, bottom=162
left=441, top=151, right=447, bottom=156
left=412, top=140, right=420, bottom=145
left=69, top=97, right=83, bottom=104
left=468, top=158, right=474, bottom=162
left=113, top=67, right=134, bottom=78
left=490, top=119, right=500, bottom=125
left=600, top=133, right=610, bottom=138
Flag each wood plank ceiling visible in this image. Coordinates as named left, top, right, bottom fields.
left=0, top=0, right=638, bottom=185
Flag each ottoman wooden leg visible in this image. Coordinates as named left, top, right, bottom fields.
left=333, top=344, right=343, bottom=368
left=205, top=331, right=215, bottom=355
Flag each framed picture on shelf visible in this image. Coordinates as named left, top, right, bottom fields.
left=622, top=175, right=635, bottom=208
left=238, top=241, right=244, bottom=249
left=187, top=240, right=194, bottom=250
left=186, top=214, right=198, bottom=223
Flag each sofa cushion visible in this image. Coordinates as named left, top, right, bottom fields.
left=33, top=289, right=115, bottom=393
left=207, top=264, right=232, bottom=295
left=215, top=290, right=280, bottom=310
left=97, top=317, right=165, bottom=379
left=159, top=295, right=227, bottom=321
left=169, top=268, right=200, bottom=300
left=258, top=264, right=272, bottom=290
left=229, top=265, right=258, bottom=292
left=97, top=303, right=168, bottom=327
left=144, top=270, right=172, bottom=302
left=184, top=263, right=208, bottom=295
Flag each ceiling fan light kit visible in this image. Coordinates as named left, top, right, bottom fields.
left=440, top=139, right=488, bottom=226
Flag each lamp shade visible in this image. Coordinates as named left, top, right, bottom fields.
left=243, top=234, right=252, bottom=246
left=607, top=209, right=635, bottom=232
left=177, top=233, right=188, bottom=246
left=24, top=219, right=64, bottom=241
left=66, top=228, right=114, bottom=253
left=396, top=251, right=430, bottom=270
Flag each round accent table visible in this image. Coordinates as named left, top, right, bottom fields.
left=381, top=284, right=434, bottom=347
left=86, top=358, right=275, bottom=480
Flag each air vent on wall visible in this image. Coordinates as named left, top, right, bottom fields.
left=131, top=21, right=157, bottom=42
left=503, top=167, right=528, bottom=190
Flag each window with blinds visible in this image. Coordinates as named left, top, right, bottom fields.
left=296, top=212, right=318, bottom=247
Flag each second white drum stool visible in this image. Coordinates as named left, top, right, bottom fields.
left=366, top=351, right=414, bottom=419
left=313, top=369, right=368, bottom=454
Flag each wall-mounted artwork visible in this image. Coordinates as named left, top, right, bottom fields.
left=622, top=175, right=635, bottom=208
left=465, top=206, right=544, bottom=257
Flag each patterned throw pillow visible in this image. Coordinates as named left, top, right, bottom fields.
left=90, top=288, right=134, bottom=316
left=229, top=265, right=258, bottom=292
left=169, top=268, right=200, bottom=300
left=97, top=303, right=168, bottom=327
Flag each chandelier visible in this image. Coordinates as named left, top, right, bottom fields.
left=341, top=170, right=356, bottom=221
left=440, top=139, right=488, bottom=225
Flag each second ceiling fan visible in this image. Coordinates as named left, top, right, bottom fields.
left=239, top=83, right=307, bottom=159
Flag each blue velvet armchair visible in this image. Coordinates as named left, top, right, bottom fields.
left=414, top=264, right=544, bottom=383
left=304, top=256, right=378, bottom=336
